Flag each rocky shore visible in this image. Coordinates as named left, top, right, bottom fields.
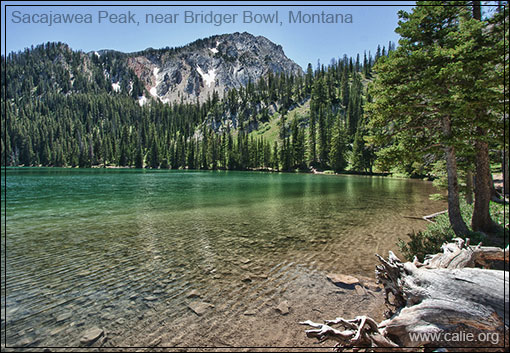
left=3, top=270, right=385, bottom=351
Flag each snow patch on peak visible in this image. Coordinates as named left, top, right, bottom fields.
left=197, top=66, right=216, bottom=87
left=150, top=67, right=161, bottom=97
left=209, top=41, right=221, bottom=54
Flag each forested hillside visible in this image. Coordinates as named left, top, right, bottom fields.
left=1, top=2, right=506, bottom=185
left=1, top=39, right=395, bottom=173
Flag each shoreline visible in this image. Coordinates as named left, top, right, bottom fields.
left=3, top=164, right=426, bottom=180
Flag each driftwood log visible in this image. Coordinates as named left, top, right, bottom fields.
left=414, top=237, right=508, bottom=269
left=301, top=239, right=509, bottom=351
left=403, top=210, right=448, bottom=224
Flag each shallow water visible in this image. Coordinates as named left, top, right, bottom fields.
left=1, top=168, right=444, bottom=347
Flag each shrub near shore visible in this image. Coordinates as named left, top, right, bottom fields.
left=398, top=200, right=508, bottom=262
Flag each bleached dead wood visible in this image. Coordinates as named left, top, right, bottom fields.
left=301, top=316, right=402, bottom=350
left=415, top=237, right=509, bottom=269
left=301, top=239, right=509, bottom=351
left=403, top=210, right=448, bottom=223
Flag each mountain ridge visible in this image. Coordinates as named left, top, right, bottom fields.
left=126, top=32, right=303, bottom=104
left=81, top=32, right=303, bottom=104
left=2, top=32, right=382, bottom=173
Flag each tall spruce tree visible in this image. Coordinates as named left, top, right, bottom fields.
left=329, top=116, right=347, bottom=172
left=458, top=1, right=505, bottom=233
left=368, top=2, right=473, bottom=235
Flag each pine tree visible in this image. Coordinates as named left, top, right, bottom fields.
left=305, top=63, right=314, bottom=95
left=291, top=118, right=306, bottom=169
left=272, top=141, right=279, bottom=170
left=148, top=137, right=160, bottom=169
left=329, top=117, right=347, bottom=172
left=351, top=129, right=366, bottom=173
left=367, top=2, right=494, bottom=235
left=134, top=144, right=143, bottom=168
left=317, top=107, right=329, bottom=169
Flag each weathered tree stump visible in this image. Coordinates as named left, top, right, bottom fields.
left=414, top=237, right=508, bottom=269
left=301, top=239, right=509, bottom=351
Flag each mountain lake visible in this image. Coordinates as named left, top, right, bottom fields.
left=1, top=168, right=445, bottom=348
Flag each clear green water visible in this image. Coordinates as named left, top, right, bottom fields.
left=1, top=168, right=444, bottom=347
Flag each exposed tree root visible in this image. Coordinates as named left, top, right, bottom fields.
left=300, top=316, right=402, bottom=351
left=301, top=239, right=509, bottom=351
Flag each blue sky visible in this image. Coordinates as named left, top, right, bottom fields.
left=1, top=1, right=416, bottom=69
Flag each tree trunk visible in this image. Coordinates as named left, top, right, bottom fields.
left=473, top=1, right=482, bottom=21
left=443, top=116, right=469, bottom=235
left=469, top=0, right=500, bottom=234
left=465, top=169, right=474, bottom=204
left=503, top=150, right=509, bottom=196
left=472, top=135, right=500, bottom=233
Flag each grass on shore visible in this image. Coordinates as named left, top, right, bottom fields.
left=398, top=199, right=508, bottom=262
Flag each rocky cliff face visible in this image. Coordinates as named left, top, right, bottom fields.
left=126, top=32, right=303, bottom=104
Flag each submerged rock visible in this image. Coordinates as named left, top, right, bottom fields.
left=358, top=276, right=382, bottom=292
left=55, top=312, right=72, bottom=323
left=354, top=284, right=367, bottom=296
left=50, top=326, right=66, bottom=336
left=101, top=313, right=115, bottom=321
left=17, top=337, right=39, bottom=347
left=186, top=290, right=201, bottom=298
left=241, top=275, right=253, bottom=283
left=188, top=302, right=215, bottom=316
left=149, top=337, right=162, bottom=347
left=79, top=327, right=104, bottom=346
left=327, top=273, right=359, bottom=287
left=275, top=301, right=289, bottom=315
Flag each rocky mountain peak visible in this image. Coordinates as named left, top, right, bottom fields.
left=127, top=32, right=303, bottom=104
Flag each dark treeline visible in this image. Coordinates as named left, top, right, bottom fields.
left=1, top=40, right=395, bottom=171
